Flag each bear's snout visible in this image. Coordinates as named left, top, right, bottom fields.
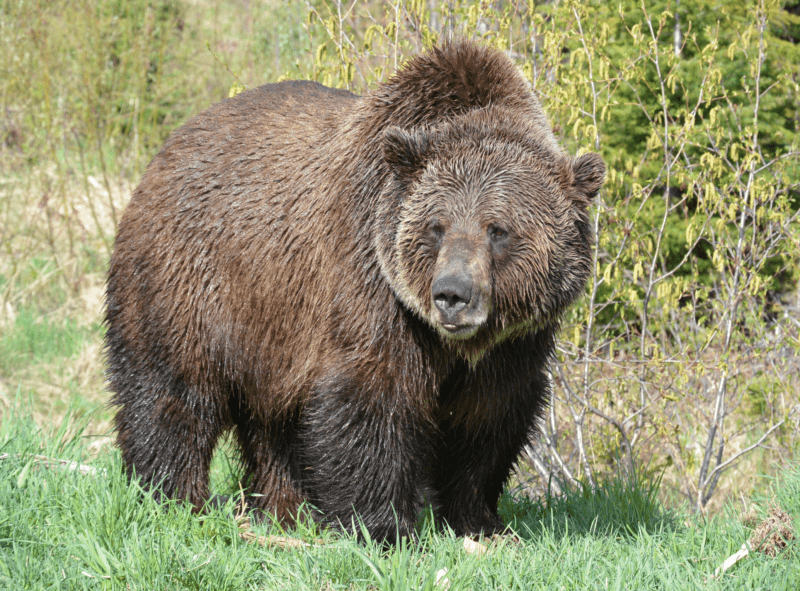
left=430, top=232, right=491, bottom=338
left=433, top=272, right=473, bottom=318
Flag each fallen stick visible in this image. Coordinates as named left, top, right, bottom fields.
left=0, top=452, right=105, bottom=476
left=713, top=544, right=749, bottom=578
left=238, top=527, right=315, bottom=549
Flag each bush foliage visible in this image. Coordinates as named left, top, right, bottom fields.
left=284, top=0, right=800, bottom=512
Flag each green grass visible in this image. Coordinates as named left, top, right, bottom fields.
left=499, top=469, right=671, bottom=540
left=0, top=307, right=94, bottom=374
left=0, top=409, right=796, bottom=590
left=0, top=298, right=110, bottom=435
left=1, top=0, right=799, bottom=586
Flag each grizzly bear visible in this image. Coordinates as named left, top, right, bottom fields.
left=105, top=40, right=604, bottom=542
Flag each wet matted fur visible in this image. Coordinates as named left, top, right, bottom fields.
left=106, top=41, right=605, bottom=542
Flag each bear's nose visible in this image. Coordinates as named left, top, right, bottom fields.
left=432, top=274, right=473, bottom=317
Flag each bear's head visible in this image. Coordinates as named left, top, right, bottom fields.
left=375, top=108, right=605, bottom=361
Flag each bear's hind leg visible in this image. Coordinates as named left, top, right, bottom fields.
left=113, top=373, right=227, bottom=511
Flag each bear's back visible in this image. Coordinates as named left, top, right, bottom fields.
left=128, top=80, right=357, bottom=212
left=113, top=80, right=360, bottom=280
left=107, top=81, right=364, bottom=393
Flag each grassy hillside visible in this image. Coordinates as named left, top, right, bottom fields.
left=0, top=410, right=796, bottom=590
left=1, top=0, right=799, bottom=535
left=0, top=0, right=314, bottom=436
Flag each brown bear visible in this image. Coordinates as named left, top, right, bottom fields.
left=105, top=40, right=604, bottom=542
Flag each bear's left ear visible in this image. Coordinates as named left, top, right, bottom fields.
left=383, top=126, right=431, bottom=177
left=571, top=152, right=606, bottom=202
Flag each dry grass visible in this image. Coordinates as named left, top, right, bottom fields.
left=749, top=503, right=795, bottom=558
left=0, top=170, right=117, bottom=438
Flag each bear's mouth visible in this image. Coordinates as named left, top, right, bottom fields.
left=440, top=322, right=480, bottom=338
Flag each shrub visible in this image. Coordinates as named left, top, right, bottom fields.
left=304, top=0, right=800, bottom=511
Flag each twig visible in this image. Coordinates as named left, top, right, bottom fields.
left=234, top=490, right=324, bottom=549
left=0, top=453, right=105, bottom=476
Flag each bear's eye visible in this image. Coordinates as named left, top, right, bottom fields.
left=488, top=225, right=507, bottom=242
left=429, top=221, right=445, bottom=241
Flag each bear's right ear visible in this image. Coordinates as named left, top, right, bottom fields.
left=383, top=127, right=431, bottom=177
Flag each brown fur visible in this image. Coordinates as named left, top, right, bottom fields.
left=106, top=41, right=605, bottom=541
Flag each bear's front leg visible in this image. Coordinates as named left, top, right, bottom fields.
left=434, top=333, right=553, bottom=537
left=299, top=374, right=435, bottom=542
